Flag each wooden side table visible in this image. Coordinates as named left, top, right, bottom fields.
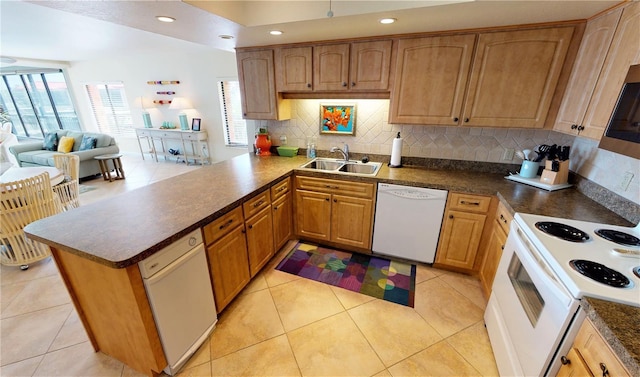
left=95, top=154, right=125, bottom=182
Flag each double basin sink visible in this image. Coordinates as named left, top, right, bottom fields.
left=298, top=158, right=382, bottom=177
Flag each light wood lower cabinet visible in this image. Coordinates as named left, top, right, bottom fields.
left=556, top=318, right=631, bottom=377
left=434, top=193, right=493, bottom=272
left=272, top=193, right=293, bottom=251
left=206, top=225, right=250, bottom=313
left=243, top=191, right=275, bottom=277
left=294, top=176, right=375, bottom=250
left=271, top=177, right=293, bottom=251
left=203, top=178, right=293, bottom=313
left=479, top=201, right=512, bottom=298
left=203, top=207, right=250, bottom=313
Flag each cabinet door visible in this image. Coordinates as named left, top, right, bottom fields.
left=463, top=27, right=574, bottom=128
left=389, top=34, right=476, bottom=125
left=245, top=206, right=275, bottom=277
left=275, top=46, right=313, bottom=91
left=207, top=225, right=250, bottom=313
left=350, top=40, right=392, bottom=91
left=556, top=348, right=593, bottom=377
left=554, top=8, right=622, bottom=137
left=479, top=224, right=507, bottom=298
left=330, top=194, right=373, bottom=249
left=435, top=210, right=487, bottom=270
left=314, top=43, right=350, bottom=91
left=572, top=319, right=631, bottom=377
left=272, top=194, right=293, bottom=252
left=295, top=189, right=331, bottom=241
left=582, top=1, right=640, bottom=139
left=236, top=49, right=289, bottom=120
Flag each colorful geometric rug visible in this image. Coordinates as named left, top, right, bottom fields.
left=276, top=242, right=416, bottom=307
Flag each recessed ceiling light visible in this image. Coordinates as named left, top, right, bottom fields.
left=379, top=18, right=397, bottom=24
left=269, top=30, right=283, bottom=36
left=156, top=16, right=176, bottom=23
left=218, top=35, right=234, bottom=40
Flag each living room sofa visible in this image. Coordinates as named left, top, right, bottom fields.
left=9, top=130, right=119, bottom=179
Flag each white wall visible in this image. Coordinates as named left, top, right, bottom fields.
left=66, top=49, right=249, bottom=163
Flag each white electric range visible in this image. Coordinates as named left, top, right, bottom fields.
left=516, top=212, right=640, bottom=307
left=485, top=212, right=639, bottom=376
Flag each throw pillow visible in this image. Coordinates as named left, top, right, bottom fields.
left=43, top=133, right=58, bottom=151
left=57, top=136, right=75, bottom=153
left=79, top=135, right=97, bottom=151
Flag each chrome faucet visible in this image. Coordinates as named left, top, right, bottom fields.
left=330, top=143, right=349, bottom=161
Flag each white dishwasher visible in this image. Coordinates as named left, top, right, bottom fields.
left=372, top=183, right=448, bottom=263
left=139, top=229, right=217, bottom=375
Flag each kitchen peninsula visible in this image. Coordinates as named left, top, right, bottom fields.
left=25, top=153, right=638, bottom=376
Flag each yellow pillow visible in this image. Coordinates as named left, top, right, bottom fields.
left=57, top=136, right=75, bottom=153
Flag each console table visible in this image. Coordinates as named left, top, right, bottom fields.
left=135, top=128, right=209, bottom=165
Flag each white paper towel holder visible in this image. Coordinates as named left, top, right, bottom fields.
left=389, top=132, right=403, bottom=168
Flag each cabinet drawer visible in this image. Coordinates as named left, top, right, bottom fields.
left=495, top=201, right=513, bottom=234
left=203, top=207, right=244, bottom=245
left=160, top=131, right=182, bottom=139
left=243, top=190, right=271, bottom=219
left=573, top=319, right=630, bottom=377
left=271, top=177, right=291, bottom=201
left=182, top=132, right=207, bottom=141
left=295, top=176, right=374, bottom=198
left=448, top=193, right=492, bottom=213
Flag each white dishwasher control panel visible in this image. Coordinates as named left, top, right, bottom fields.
left=138, top=229, right=203, bottom=279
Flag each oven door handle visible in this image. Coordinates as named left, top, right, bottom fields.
left=515, top=227, right=574, bottom=307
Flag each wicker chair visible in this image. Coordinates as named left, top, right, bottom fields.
left=0, top=172, right=62, bottom=269
left=53, top=154, right=80, bottom=211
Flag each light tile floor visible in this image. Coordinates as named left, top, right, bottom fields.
left=1, top=153, right=499, bottom=376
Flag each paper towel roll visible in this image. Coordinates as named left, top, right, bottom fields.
left=390, top=136, right=403, bottom=167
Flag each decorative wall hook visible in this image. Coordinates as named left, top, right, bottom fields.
left=147, top=80, right=180, bottom=85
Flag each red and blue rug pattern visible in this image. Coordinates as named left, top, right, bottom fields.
left=275, top=242, right=416, bottom=307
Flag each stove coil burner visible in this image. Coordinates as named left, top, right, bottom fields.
left=595, top=229, right=640, bottom=247
left=634, top=267, right=640, bottom=280
left=569, top=260, right=631, bottom=288
left=535, top=222, right=590, bottom=242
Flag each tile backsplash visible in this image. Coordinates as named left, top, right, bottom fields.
left=254, top=99, right=639, bottom=206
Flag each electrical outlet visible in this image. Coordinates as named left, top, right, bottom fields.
left=619, top=171, right=634, bottom=191
left=503, top=148, right=515, bottom=161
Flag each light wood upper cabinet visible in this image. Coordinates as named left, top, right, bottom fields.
left=554, top=7, right=623, bottom=138
left=314, top=43, right=350, bottom=91
left=390, top=26, right=573, bottom=128
left=463, top=27, right=574, bottom=128
left=390, top=34, right=476, bottom=125
left=276, top=40, right=392, bottom=92
left=236, top=49, right=290, bottom=120
left=581, top=1, right=640, bottom=139
left=349, top=40, right=393, bottom=91
left=275, top=46, right=313, bottom=91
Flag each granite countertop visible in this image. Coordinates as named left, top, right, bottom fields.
left=27, top=154, right=632, bottom=266
left=24, top=153, right=638, bottom=371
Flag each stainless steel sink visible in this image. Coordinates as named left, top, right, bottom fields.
left=301, top=159, right=344, bottom=171
left=338, top=163, right=378, bottom=174
left=298, top=158, right=382, bottom=176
